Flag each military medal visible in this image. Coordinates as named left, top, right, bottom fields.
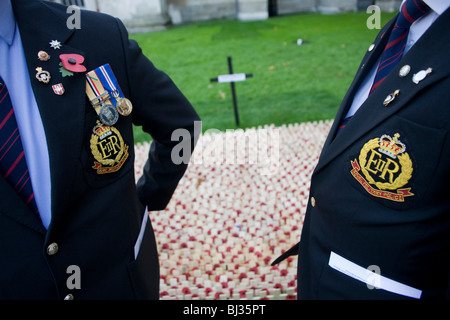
left=94, top=64, right=133, bottom=117
left=86, top=70, right=119, bottom=126
left=115, top=95, right=133, bottom=116
left=85, top=65, right=132, bottom=175
left=35, top=67, right=51, bottom=84
left=98, top=103, right=119, bottom=126
left=412, top=67, right=432, bottom=84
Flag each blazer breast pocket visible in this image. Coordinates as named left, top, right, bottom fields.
left=345, top=115, right=447, bottom=210
left=81, top=112, right=134, bottom=188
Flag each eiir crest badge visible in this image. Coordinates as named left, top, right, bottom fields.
left=350, top=133, right=414, bottom=202
left=90, top=122, right=129, bottom=174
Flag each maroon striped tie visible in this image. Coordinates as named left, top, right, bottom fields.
left=370, top=0, right=431, bottom=94
left=337, top=0, right=431, bottom=135
left=0, top=78, right=39, bottom=217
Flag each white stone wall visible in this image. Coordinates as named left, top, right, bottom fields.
left=236, top=0, right=268, bottom=21
left=166, top=0, right=236, bottom=25
left=50, top=0, right=401, bottom=29
left=166, top=0, right=270, bottom=24
left=317, top=0, right=357, bottom=14
left=277, top=0, right=317, bottom=15
left=93, top=0, right=169, bottom=27
left=375, top=0, right=402, bottom=12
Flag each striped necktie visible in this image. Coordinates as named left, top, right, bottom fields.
left=0, top=78, right=39, bottom=217
left=370, top=0, right=431, bottom=94
left=337, top=0, right=431, bottom=135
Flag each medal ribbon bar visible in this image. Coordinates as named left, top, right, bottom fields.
left=96, top=64, right=126, bottom=105
left=85, top=80, right=107, bottom=115
left=86, top=64, right=132, bottom=117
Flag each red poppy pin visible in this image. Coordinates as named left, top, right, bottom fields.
left=59, top=53, right=87, bottom=73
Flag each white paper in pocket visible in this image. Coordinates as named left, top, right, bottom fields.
left=328, top=251, right=422, bottom=299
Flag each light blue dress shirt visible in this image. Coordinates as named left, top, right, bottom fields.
left=0, top=0, right=52, bottom=229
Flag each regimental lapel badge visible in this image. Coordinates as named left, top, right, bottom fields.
left=398, top=65, right=410, bottom=78
left=412, top=67, right=432, bottom=84
left=90, top=121, right=129, bottom=174
left=49, top=40, right=62, bottom=50
left=350, top=133, right=414, bottom=202
left=383, top=89, right=400, bottom=107
left=38, top=51, right=51, bottom=62
left=52, top=83, right=65, bottom=95
left=35, top=67, right=51, bottom=84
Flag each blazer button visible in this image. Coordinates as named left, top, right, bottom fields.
left=311, top=197, right=316, bottom=207
left=46, top=243, right=59, bottom=256
left=64, top=294, right=74, bottom=300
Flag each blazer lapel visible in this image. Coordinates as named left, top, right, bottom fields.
left=0, top=175, right=46, bottom=234
left=13, top=0, right=87, bottom=227
left=322, top=17, right=395, bottom=148
left=314, top=9, right=450, bottom=175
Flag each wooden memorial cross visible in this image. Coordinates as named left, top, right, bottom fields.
left=210, top=56, right=253, bottom=126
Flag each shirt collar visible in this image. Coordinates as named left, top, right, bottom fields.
left=401, top=0, right=450, bottom=15
left=0, top=0, right=16, bottom=45
left=424, top=0, right=450, bottom=15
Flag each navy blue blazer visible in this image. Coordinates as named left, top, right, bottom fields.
left=275, top=8, right=450, bottom=299
left=0, top=0, right=199, bottom=299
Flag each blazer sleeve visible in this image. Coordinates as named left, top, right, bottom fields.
left=115, top=18, right=201, bottom=210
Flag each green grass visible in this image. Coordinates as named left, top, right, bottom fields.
left=130, top=12, right=396, bottom=143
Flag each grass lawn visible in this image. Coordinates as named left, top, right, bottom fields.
left=130, top=12, right=396, bottom=143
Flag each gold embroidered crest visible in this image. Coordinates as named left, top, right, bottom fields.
left=350, top=133, right=414, bottom=202
left=90, top=122, right=129, bottom=174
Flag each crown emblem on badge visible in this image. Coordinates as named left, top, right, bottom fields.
left=93, top=122, right=112, bottom=140
left=350, top=132, right=414, bottom=203
left=90, top=121, right=129, bottom=175
left=378, top=133, right=406, bottom=159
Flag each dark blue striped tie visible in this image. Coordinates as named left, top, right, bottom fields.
left=370, top=0, right=431, bottom=94
left=337, top=0, right=431, bottom=135
left=0, top=78, right=39, bottom=217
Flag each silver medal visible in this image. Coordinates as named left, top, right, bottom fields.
left=98, top=104, right=119, bottom=126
